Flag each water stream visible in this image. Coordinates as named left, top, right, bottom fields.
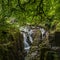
left=20, top=26, right=46, bottom=53
left=20, top=26, right=33, bottom=53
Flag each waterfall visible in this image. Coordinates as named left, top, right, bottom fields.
left=20, top=26, right=32, bottom=53
left=22, top=32, right=30, bottom=53
left=20, top=26, right=46, bottom=53
left=28, top=29, right=33, bottom=43
left=40, top=28, right=45, bottom=39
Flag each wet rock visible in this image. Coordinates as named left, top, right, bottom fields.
left=25, top=30, right=42, bottom=60
left=54, top=32, right=60, bottom=46
left=49, top=31, right=60, bottom=47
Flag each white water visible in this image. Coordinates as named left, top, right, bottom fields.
left=20, top=26, right=33, bottom=53
left=28, top=29, right=33, bottom=43
left=20, top=26, right=46, bottom=53
left=21, top=32, right=30, bottom=53
left=40, top=28, right=46, bottom=39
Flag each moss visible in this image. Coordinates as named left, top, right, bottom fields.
left=0, top=28, right=24, bottom=60
left=56, top=22, right=60, bottom=32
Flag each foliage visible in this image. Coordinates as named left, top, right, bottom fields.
left=0, top=0, right=60, bottom=60
left=0, top=0, right=60, bottom=26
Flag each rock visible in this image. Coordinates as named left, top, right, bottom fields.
left=0, top=29, right=25, bottom=60
left=54, top=32, right=60, bottom=46
left=25, top=29, right=42, bottom=60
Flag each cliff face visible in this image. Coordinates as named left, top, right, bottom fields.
left=25, top=30, right=41, bottom=60
left=0, top=29, right=25, bottom=60
left=25, top=30, right=60, bottom=60
left=0, top=27, right=60, bottom=60
left=8, top=31, right=24, bottom=60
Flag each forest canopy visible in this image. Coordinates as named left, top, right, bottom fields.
left=0, top=0, right=60, bottom=27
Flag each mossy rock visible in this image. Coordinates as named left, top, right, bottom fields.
left=0, top=28, right=25, bottom=60
left=44, top=51, right=59, bottom=60
left=56, top=23, right=60, bottom=32
left=54, top=32, right=60, bottom=46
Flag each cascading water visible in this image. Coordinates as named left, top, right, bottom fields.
left=20, top=26, right=46, bottom=53
left=28, top=29, right=33, bottom=43
left=40, top=28, right=46, bottom=39
left=20, top=26, right=33, bottom=53
left=23, top=32, right=30, bottom=53
left=19, top=26, right=47, bottom=60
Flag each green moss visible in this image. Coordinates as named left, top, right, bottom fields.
left=0, top=28, right=24, bottom=60
left=56, top=22, right=60, bottom=32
